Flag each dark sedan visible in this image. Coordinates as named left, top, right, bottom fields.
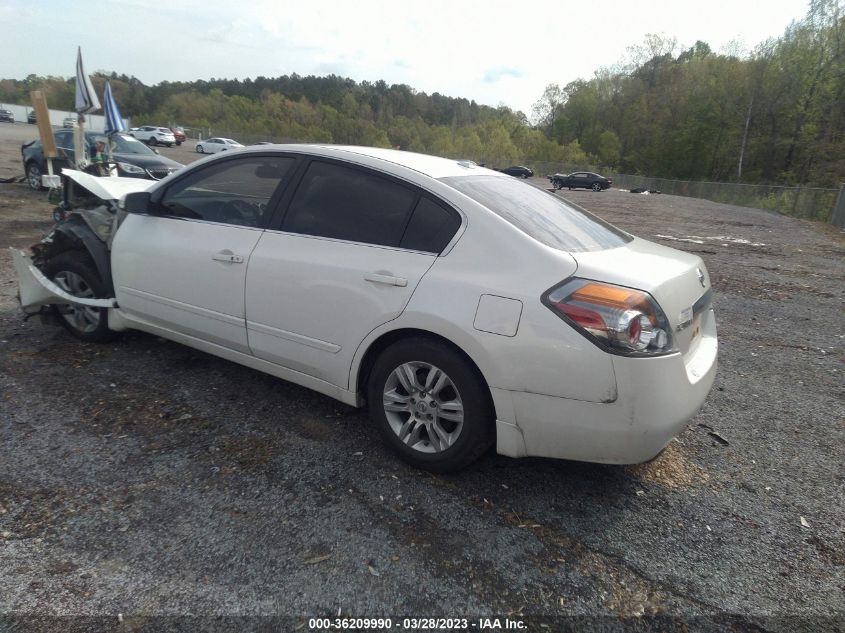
left=0, top=109, right=14, bottom=123
left=549, top=171, right=612, bottom=192
left=22, top=130, right=183, bottom=190
left=500, top=165, right=534, bottom=178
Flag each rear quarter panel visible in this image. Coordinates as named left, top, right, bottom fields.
left=351, top=192, right=619, bottom=405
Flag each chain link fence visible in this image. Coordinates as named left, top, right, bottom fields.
left=170, top=141, right=845, bottom=227
left=529, top=161, right=843, bottom=225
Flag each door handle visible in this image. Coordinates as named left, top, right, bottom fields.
left=364, top=272, right=408, bottom=287
left=212, top=250, right=244, bottom=264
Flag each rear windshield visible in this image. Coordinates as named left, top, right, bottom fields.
left=442, top=175, right=631, bottom=252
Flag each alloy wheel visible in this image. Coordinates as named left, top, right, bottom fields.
left=27, top=164, right=42, bottom=190
left=53, top=271, right=100, bottom=333
left=382, top=361, right=464, bottom=453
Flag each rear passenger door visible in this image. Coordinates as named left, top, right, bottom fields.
left=245, top=159, right=462, bottom=388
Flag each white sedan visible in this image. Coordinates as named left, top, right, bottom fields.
left=196, top=138, right=244, bottom=154
left=13, top=146, right=717, bottom=472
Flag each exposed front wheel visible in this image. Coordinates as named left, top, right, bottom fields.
left=591, top=182, right=602, bottom=191
left=368, top=338, right=494, bottom=472
left=196, top=145, right=204, bottom=153
left=43, top=252, right=116, bottom=343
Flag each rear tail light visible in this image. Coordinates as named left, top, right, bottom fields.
left=543, top=278, right=675, bottom=356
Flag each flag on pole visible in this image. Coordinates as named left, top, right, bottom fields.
left=74, top=46, right=101, bottom=114
left=103, top=80, right=126, bottom=136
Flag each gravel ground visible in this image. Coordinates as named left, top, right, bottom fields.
left=0, top=123, right=843, bottom=631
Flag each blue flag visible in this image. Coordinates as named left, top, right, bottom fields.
left=103, top=80, right=126, bottom=136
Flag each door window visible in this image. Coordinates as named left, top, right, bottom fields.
left=54, top=131, right=72, bottom=149
left=281, top=161, right=416, bottom=247
left=160, top=156, right=295, bottom=227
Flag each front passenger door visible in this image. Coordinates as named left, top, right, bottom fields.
left=112, top=154, right=297, bottom=353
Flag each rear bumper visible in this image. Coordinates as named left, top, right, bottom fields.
left=496, top=309, right=717, bottom=464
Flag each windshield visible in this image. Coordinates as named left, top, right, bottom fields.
left=86, top=133, right=156, bottom=156
left=442, top=175, right=631, bottom=252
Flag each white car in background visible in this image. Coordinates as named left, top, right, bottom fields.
left=196, top=137, right=244, bottom=153
left=13, top=146, right=717, bottom=473
left=129, top=126, right=177, bottom=147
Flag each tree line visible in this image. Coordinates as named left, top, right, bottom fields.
left=0, top=72, right=590, bottom=169
left=533, top=0, right=844, bottom=187
left=1, top=0, right=842, bottom=186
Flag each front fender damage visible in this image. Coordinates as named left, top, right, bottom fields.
left=11, top=248, right=117, bottom=314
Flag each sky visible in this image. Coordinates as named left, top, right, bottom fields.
left=1, top=0, right=814, bottom=116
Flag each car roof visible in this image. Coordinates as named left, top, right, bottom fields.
left=230, top=144, right=501, bottom=179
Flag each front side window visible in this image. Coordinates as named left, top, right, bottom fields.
left=442, top=176, right=631, bottom=252
left=281, top=161, right=416, bottom=247
left=160, top=156, right=295, bottom=227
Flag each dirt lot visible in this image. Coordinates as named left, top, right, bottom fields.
left=0, top=123, right=843, bottom=631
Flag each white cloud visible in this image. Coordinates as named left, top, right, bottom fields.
left=2, top=0, right=812, bottom=113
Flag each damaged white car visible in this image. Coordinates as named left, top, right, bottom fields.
left=13, top=146, right=717, bottom=472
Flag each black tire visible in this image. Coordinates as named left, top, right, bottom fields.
left=149, top=138, right=158, bottom=146
left=591, top=182, right=602, bottom=192
left=42, top=251, right=116, bottom=343
left=26, top=161, right=43, bottom=191
left=368, top=337, right=494, bottom=472
left=196, top=145, right=204, bottom=153
left=176, top=141, right=182, bottom=146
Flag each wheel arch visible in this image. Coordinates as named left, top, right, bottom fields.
left=353, top=326, right=497, bottom=418
left=39, top=218, right=114, bottom=295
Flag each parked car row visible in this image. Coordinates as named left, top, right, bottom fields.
left=497, top=166, right=613, bottom=193
left=21, top=130, right=183, bottom=190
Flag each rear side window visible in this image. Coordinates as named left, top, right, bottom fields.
left=400, top=197, right=461, bottom=253
left=442, top=175, right=631, bottom=252
left=282, top=161, right=415, bottom=247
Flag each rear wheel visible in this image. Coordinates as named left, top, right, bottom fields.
left=591, top=182, right=602, bottom=192
left=148, top=137, right=158, bottom=146
left=196, top=144, right=204, bottom=153
left=368, top=338, right=494, bottom=472
left=43, top=252, right=115, bottom=342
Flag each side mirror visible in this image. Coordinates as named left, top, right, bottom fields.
left=123, top=191, right=152, bottom=214
left=153, top=148, right=160, bottom=155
